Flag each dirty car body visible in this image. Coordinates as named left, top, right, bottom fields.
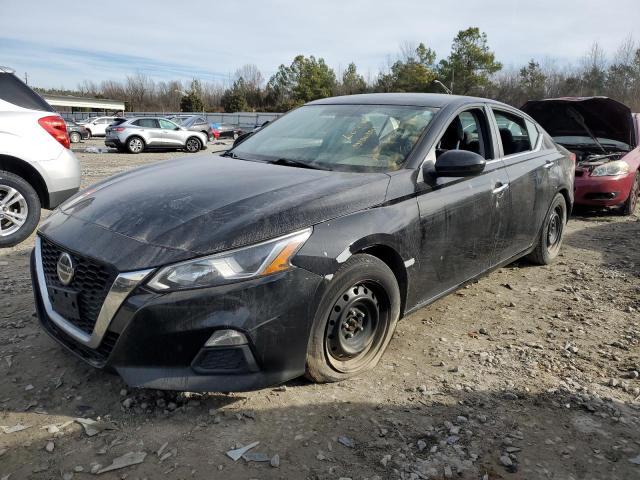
left=31, top=94, right=574, bottom=392
left=522, top=97, right=640, bottom=213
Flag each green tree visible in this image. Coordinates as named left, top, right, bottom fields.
left=180, top=79, right=204, bottom=112
left=221, top=77, right=250, bottom=113
left=519, top=60, right=547, bottom=99
left=266, top=55, right=336, bottom=110
left=376, top=43, right=437, bottom=93
left=438, top=27, right=502, bottom=95
left=341, top=62, right=367, bottom=95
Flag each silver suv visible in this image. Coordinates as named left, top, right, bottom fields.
left=105, top=117, right=208, bottom=154
left=0, top=67, right=80, bottom=247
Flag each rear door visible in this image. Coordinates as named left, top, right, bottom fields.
left=488, top=108, right=559, bottom=259
left=415, top=105, right=511, bottom=303
left=132, top=118, right=162, bottom=146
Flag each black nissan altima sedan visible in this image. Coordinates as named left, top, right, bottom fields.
left=31, top=93, right=574, bottom=391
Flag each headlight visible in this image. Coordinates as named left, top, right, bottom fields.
left=147, top=228, right=312, bottom=291
left=591, top=161, right=630, bottom=177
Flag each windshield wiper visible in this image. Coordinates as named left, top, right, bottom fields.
left=269, top=158, right=329, bottom=170
left=221, top=150, right=241, bottom=159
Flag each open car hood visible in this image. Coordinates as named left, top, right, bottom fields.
left=521, top=97, right=635, bottom=148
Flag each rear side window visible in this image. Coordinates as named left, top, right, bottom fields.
left=111, top=118, right=126, bottom=126
left=0, top=73, right=54, bottom=112
left=493, top=110, right=532, bottom=156
left=132, top=119, right=159, bottom=128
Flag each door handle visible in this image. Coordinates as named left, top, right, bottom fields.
left=492, top=183, right=509, bottom=195
left=544, top=160, right=555, bottom=169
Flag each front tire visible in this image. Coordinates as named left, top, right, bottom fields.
left=620, top=172, right=639, bottom=216
left=0, top=171, right=41, bottom=248
left=69, top=131, right=81, bottom=143
left=305, top=254, right=400, bottom=383
left=85, top=130, right=92, bottom=140
left=185, top=136, right=202, bottom=153
left=526, top=193, right=567, bottom=265
left=126, top=136, right=145, bottom=154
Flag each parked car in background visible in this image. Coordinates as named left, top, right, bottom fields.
left=78, top=116, right=125, bottom=138
left=104, top=117, right=207, bottom=154
left=0, top=66, right=80, bottom=247
left=522, top=97, right=640, bottom=215
left=66, top=120, right=90, bottom=143
left=215, top=123, right=244, bottom=139
left=32, top=93, right=573, bottom=391
left=177, top=115, right=214, bottom=142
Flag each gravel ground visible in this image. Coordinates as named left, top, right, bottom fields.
left=0, top=138, right=639, bottom=480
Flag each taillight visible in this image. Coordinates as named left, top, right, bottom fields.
left=113, top=127, right=125, bottom=132
left=568, top=152, right=576, bottom=163
left=38, top=115, right=70, bottom=149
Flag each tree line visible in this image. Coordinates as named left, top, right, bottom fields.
left=35, top=28, right=640, bottom=113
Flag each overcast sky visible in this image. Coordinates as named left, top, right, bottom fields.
left=1, top=0, right=638, bottom=89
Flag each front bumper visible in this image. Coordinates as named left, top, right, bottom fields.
left=31, top=243, right=324, bottom=392
left=574, top=171, right=635, bottom=207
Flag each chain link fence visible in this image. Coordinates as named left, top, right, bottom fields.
left=61, top=111, right=282, bottom=128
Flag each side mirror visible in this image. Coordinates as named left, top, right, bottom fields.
left=434, top=150, right=486, bottom=177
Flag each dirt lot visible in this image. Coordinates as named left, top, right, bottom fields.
left=1, top=138, right=639, bottom=480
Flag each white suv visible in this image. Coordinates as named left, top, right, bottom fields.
left=0, top=67, right=81, bottom=247
left=79, top=116, right=122, bottom=138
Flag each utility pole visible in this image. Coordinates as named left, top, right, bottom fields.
left=24, top=72, right=28, bottom=85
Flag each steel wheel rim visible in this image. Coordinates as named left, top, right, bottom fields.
left=0, top=185, right=28, bottom=237
left=130, top=138, right=143, bottom=152
left=547, top=205, right=563, bottom=249
left=324, top=282, right=390, bottom=373
left=187, top=139, right=199, bottom=152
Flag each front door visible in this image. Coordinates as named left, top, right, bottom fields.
left=415, top=106, right=510, bottom=303
left=159, top=119, right=184, bottom=147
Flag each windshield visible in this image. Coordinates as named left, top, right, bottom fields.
left=553, top=136, right=630, bottom=151
left=231, top=104, right=438, bottom=172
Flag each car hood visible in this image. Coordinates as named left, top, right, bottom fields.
left=39, top=155, right=390, bottom=269
left=521, top=97, right=635, bottom=147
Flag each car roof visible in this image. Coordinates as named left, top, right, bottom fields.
left=307, top=93, right=507, bottom=108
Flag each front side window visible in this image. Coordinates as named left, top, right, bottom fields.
left=159, top=119, right=178, bottom=129
left=493, top=110, right=532, bottom=156
left=436, top=109, right=491, bottom=159
left=231, top=104, right=438, bottom=172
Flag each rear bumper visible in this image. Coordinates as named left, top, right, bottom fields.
left=31, top=248, right=324, bottom=392
left=574, top=172, right=634, bottom=207
left=104, top=138, right=124, bottom=148
left=48, top=187, right=79, bottom=210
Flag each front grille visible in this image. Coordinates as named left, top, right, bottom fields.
left=40, top=236, right=118, bottom=335
left=41, top=311, right=119, bottom=367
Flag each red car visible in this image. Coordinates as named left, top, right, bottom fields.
left=522, top=97, right=640, bottom=215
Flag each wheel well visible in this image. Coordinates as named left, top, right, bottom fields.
left=358, top=244, right=408, bottom=316
left=558, top=187, right=572, bottom=218
left=126, top=135, right=145, bottom=145
left=0, top=154, right=49, bottom=208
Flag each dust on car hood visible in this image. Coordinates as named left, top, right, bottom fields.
left=521, top=97, right=635, bottom=147
left=39, top=155, right=390, bottom=267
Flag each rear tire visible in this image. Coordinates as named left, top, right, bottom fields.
left=85, top=130, right=92, bottom=140
left=0, top=171, right=41, bottom=248
left=126, top=136, right=145, bottom=154
left=305, top=254, right=400, bottom=383
left=69, top=132, right=81, bottom=143
left=526, top=193, right=567, bottom=265
left=620, top=172, right=639, bottom=216
left=185, top=136, right=202, bottom=153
